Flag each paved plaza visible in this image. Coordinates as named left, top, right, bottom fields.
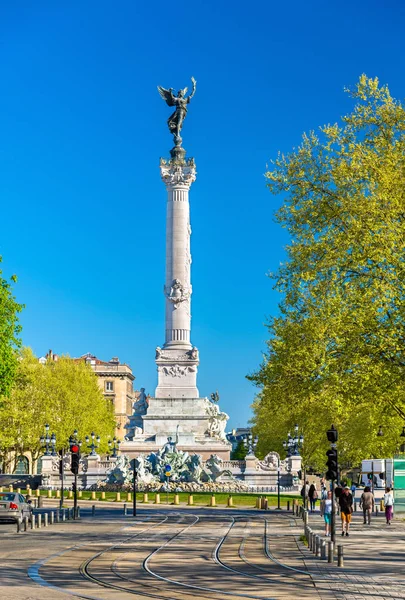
left=0, top=504, right=404, bottom=600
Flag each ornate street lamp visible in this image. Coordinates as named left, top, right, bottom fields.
left=85, top=432, right=100, bottom=456
left=40, top=424, right=57, bottom=456
left=283, top=424, right=305, bottom=507
left=108, top=437, right=121, bottom=458
left=244, top=432, right=258, bottom=456
left=283, top=424, right=303, bottom=457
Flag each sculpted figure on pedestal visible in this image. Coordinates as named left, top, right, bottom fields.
left=204, top=399, right=229, bottom=441
left=162, top=425, right=180, bottom=456
left=158, top=77, right=197, bottom=147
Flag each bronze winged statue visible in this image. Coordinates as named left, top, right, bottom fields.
left=157, top=77, right=196, bottom=147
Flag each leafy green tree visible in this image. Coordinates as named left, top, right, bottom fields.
left=0, top=348, right=116, bottom=471
left=231, top=440, right=248, bottom=460
left=249, top=76, right=405, bottom=469
left=0, top=256, right=23, bottom=399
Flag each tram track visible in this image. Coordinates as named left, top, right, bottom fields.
left=28, top=510, right=323, bottom=600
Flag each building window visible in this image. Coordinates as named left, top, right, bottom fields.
left=105, top=381, right=114, bottom=392
left=14, top=456, right=29, bottom=474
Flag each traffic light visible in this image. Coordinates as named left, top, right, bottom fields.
left=70, top=443, right=80, bottom=475
left=326, top=448, right=338, bottom=480
left=326, top=425, right=338, bottom=443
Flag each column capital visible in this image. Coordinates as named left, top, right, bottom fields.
left=160, top=157, right=197, bottom=190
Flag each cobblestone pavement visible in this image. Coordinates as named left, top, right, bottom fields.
left=300, top=508, right=405, bottom=600
left=0, top=505, right=403, bottom=600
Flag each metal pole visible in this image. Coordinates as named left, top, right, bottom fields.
left=276, top=459, right=281, bottom=510
left=371, top=460, right=374, bottom=494
left=303, top=465, right=307, bottom=510
left=331, top=478, right=336, bottom=544
left=73, top=472, right=78, bottom=520
left=60, top=449, right=65, bottom=511
left=133, top=468, right=137, bottom=517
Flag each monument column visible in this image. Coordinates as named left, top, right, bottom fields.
left=162, top=159, right=196, bottom=347
left=155, top=155, right=199, bottom=398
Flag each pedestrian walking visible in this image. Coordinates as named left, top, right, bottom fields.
left=300, top=480, right=310, bottom=507
left=384, top=487, right=394, bottom=525
left=308, top=484, right=318, bottom=512
left=359, top=486, right=374, bottom=524
left=320, top=490, right=334, bottom=536
left=339, top=485, right=353, bottom=536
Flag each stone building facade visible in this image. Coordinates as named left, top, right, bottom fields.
left=75, top=353, right=135, bottom=440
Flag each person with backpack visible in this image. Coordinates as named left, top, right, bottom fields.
left=384, top=487, right=394, bottom=525
left=308, top=483, right=318, bottom=512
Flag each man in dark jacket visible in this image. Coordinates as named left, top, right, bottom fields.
left=339, top=486, right=353, bottom=536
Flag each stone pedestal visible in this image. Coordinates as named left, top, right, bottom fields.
left=287, top=454, right=302, bottom=475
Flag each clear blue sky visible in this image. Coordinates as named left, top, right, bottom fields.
left=1, top=1, right=404, bottom=429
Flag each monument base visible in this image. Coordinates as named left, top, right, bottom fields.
left=120, top=438, right=231, bottom=462
left=122, top=395, right=231, bottom=460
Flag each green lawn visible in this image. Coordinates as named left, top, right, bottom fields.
left=34, top=489, right=300, bottom=507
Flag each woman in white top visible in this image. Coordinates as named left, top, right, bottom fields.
left=320, top=490, right=333, bottom=536
left=384, top=487, right=394, bottom=525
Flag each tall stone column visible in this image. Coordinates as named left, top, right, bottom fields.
left=155, top=156, right=199, bottom=399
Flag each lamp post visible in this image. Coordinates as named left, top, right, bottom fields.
left=85, top=432, right=100, bottom=456
left=40, top=424, right=57, bottom=456
left=245, top=432, right=258, bottom=456
left=108, top=437, right=121, bottom=458
left=283, top=424, right=304, bottom=506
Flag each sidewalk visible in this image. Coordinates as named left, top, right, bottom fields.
left=298, top=508, right=405, bottom=599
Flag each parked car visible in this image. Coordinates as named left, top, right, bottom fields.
left=0, top=493, right=33, bottom=523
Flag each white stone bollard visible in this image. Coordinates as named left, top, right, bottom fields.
left=31, top=514, right=36, bottom=529
left=44, top=513, right=48, bottom=527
